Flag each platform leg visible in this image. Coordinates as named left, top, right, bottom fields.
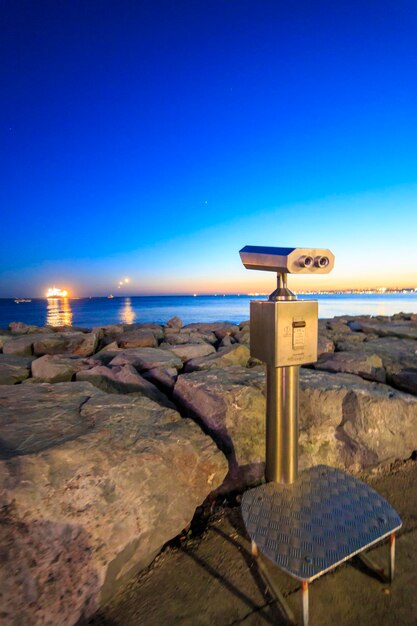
left=301, top=581, right=309, bottom=626
left=389, top=533, right=396, bottom=583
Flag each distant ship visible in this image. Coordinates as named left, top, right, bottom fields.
left=14, top=299, right=32, bottom=303
left=107, top=294, right=114, bottom=298
left=46, top=287, right=68, bottom=298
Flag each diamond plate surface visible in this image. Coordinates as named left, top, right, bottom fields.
left=241, top=465, right=402, bottom=582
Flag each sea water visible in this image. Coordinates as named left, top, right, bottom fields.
left=1, top=294, right=417, bottom=328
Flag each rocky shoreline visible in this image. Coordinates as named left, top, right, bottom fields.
left=1, top=313, right=417, bottom=625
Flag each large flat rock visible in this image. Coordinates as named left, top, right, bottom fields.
left=0, top=382, right=228, bottom=625
left=174, top=366, right=417, bottom=490
left=184, top=344, right=250, bottom=372
left=0, top=354, right=33, bottom=385
left=313, top=350, right=386, bottom=382
left=351, top=318, right=417, bottom=340
left=109, top=347, right=183, bottom=371
left=2, top=331, right=99, bottom=357
left=337, top=336, right=417, bottom=384
left=174, top=366, right=266, bottom=490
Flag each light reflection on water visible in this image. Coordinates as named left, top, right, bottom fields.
left=119, top=297, right=136, bottom=324
left=46, top=298, right=73, bottom=327
left=3, top=293, right=416, bottom=329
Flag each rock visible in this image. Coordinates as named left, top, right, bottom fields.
left=337, top=337, right=417, bottom=378
left=31, top=355, right=99, bottom=383
left=184, top=344, right=250, bottom=372
left=0, top=334, right=11, bottom=351
left=219, top=335, right=233, bottom=348
left=317, top=334, right=335, bottom=356
left=231, top=329, right=250, bottom=344
left=142, top=367, right=178, bottom=394
left=117, top=330, right=158, bottom=349
left=164, top=332, right=209, bottom=346
left=33, top=332, right=99, bottom=357
left=174, top=366, right=266, bottom=491
left=133, top=323, right=165, bottom=340
left=93, top=342, right=121, bottom=364
left=183, top=322, right=239, bottom=335
left=390, top=369, right=417, bottom=395
left=9, top=322, right=49, bottom=335
left=166, top=316, right=183, bottom=329
left=351, top=319, right=417, bottom=341
left=0, top=354, right=33, bottom=385
left=176, top=365, right=417, bottom=490
left=109, top=348, right=182, bottom=372
left=76, top=364, right=173, bottom=407
left=213, top=325, right=239, bottom=340
left=313, top=351, right=386, bottom=383
left=179, top=329, right=217, bottom=344
left=2, top=334, right=41, bottom=356
left=162, top=343, right=216, bottom=362
left=0, top=382, right=228, bottom=623
left=299, top=369, right=417, bottom=472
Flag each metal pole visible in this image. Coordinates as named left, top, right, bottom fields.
left=301, top=581, right=309, bottom=626
left=265, top=271, right=299, bottom=485
left=266, top=365, right=299, bottom=484
left=389, top=533, right=396, bottom=582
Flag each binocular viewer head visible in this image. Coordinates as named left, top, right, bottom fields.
left=239, top=245, right=335, bottom=274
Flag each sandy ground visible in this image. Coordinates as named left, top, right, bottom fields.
left=90, top=459, right=417, bottom=626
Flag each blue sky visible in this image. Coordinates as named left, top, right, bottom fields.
left=2, top=0, right=417, bottom=296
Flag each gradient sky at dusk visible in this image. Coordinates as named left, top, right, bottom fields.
left=2, top=1, right=417, bottom=297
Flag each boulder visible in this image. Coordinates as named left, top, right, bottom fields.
left=183, top=322, right=239, bottom=337
left=390, top=369, right=417, bottom=395
left=164, top=332, right=209, bottom=346
left=0, top=334, right=11, bottom=351
left=109, top=347, right=182, bottom=372
left=317, top=334, right=335, bottom=356
left=0, top=354, right=33, bottom=385
left=350, top=319, right=417, bottom=341
left=219, top=335, right=234, bottom=348
left=336, top=336, right=417, bottom=381
left=93, top=342, right=121, bottom=364
left=232, top=329, right=250, bottom=344
left=166, top=316, right=183, bottom=329
left=31, top=355, right=100, bottom=383
left=33, top=332, right=99, bottom=357
left=161, top=343, right=216, bottom=362
left=9, top=322, right=49, bottom=335
left=142, top=367, right=178, bottom=394
left=117, top=330, right=158, bottom=349
left=179, top=329, right=217, bottom=344
left=175, top=365, right=417, bottom=490
left=0, top=382, right=228, bottom=624
left=133, top=323, right=165, bottom=341
left=174, top=366, right=266, bottom=491
left=313, top=351, right=386, bottom=383
left=299, top=369, right=417, bottom=472
left=76, top=364, right=173, bottom=407
left=2, top=334, right=43, bottom=356
left=184, top=344, right=250, bottom=372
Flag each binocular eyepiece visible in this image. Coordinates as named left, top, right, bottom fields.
left=239, top=246, right=335, bottom=274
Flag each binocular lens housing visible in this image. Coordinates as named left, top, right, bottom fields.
left=299, top=255, right=314, bottom=268
left=315, top=256, right=329, bottom=268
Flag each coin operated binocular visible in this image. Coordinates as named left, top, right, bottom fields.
left=239, top=245, right=401, bottom=626
left=240, top=246, right=334, bottom=484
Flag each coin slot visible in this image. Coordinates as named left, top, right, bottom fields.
left=292, top=320, right=306, bottom=349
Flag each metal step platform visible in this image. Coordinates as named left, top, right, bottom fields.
left=242, top=465, right=402, bottom=625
